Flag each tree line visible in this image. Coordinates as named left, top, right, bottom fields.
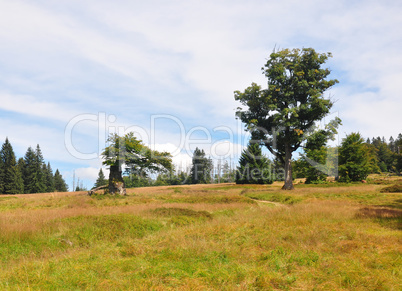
left=93, top=146, right=237, bottom=189
left=293, top=132, right=402, bottom=183
left=93, top=47, right=401, bottom=193
left=93, top=130, right=402, bottom=191
left=0, top=138, right=68, bottom=194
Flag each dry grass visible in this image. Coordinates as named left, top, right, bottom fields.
left=0, top=181, right=401, bottom=289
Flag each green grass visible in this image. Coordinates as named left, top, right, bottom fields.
left=0, top=182, right=401, bottom=290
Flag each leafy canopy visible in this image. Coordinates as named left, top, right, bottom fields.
left=338, top=132, right=376, bottom=182
left=235, top=48, right=338, bottom=162
left=102, top=133, right=173, bottom=176
left=234, top=48, right=339, bottom=189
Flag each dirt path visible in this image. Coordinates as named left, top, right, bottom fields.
left=252, top=199, right=288, bottom=207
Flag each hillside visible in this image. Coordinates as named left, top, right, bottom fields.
left=0, top=179, right=401, bottom=289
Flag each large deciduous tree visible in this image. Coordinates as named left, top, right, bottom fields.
left=102, top=133, right=173, bottom=195
left=235, top=48, right=339, bottom=190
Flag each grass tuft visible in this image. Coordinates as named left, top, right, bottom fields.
left=381, top=184, right=402, bottom=193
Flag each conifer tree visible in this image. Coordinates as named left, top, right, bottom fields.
left=33, top=145, right=46, bottom=193
left=190, top=147, right=213, bottom=184
left=43, top=162, right=55, bottom=192
left=16, top=158, right=25, bottom=193
left=54, top=169, right=68, bottom=192
left=0, top=138, right=24, bottom=194
left=23, top=146, right=36, bottom=193
left=236, top=142, right=273, bottom=184
left=93, top=168, right=108, bottom=189
left=22, top=145, right=48, bottom=193
left=0, top=146, right=4, bottom=194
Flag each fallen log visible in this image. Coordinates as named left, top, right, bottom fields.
left=88, top=185, right=108, bottom=196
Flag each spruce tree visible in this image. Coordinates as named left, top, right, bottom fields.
left=54, top=169, right=68, bottom=192
left=93, top=169, right=108, bottom=188
left=236, top=142, right=273, bottom=184
left=0, top=138, right=24, bottom=194
left=190, top=147, right=213, bottom=184
left=33, top=145, right=46, bottom=193
left=23, top=147, right=37, bottom=193
left=0, top=145, right=4, bottom=194
left=43, top=162, right=55, bottom=192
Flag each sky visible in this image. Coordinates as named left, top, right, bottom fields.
left=0, top=0, right=401, bottom=190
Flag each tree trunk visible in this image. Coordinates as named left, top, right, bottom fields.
left=109, top=165, right=126, bottom=195
left=282, top=144, right=294, bottom=190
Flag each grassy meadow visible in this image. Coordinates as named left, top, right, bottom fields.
left=0, top=177, right=401, bottom=290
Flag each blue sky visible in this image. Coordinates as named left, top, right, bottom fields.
left=1, top=0, right=401, bottom=190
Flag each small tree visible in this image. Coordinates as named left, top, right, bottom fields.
left=338, top=133, right=375, bottom=182
left=236, top=142, right=273, bottom=184
left=235, top=48, right=339, bottom=190
left=298, top=119, right=341, bottom=183
left=0, top=138, right=24, bottom=194
left=54, top=169, right=69, bottom=192
left=93, top=169, right=108, bottom=189
left=221, top=161, right=236, bottom=183
left=102, top=133, right=172, bottom=195
left=43, top=162, right=55, bottom=192
left=190, top=147, right=213, bottom=184
left=33, top=145, right=47, bottom=193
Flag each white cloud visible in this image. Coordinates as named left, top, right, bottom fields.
left=0, top=0, right=401, bottom=187
left=0, top=92, right=78, bottom=123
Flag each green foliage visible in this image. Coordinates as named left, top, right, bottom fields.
left=123, top=174, right=152, bottom=188
left=93, top=169, right=108, bottom=189
left=0, top=139, right=66, bottom=194
left=22, top=145, right=47, bottom=193
left=102, top=133, right=172, bottom=194
left=190, top=147, right=213, bottom=184
left=296, top=119, right=341, bottom=183
left=153, top=170, right=191, bottom=186
left=0, top=146, right=3, bottom=193
left=0, top=138, right=24, bottom=194
left=236, top=142, right=273, bottom=184
left=370, top=136, right=397, bottom=173
left=235, top=48, right=339, bottom=189
left=102, top=133, right=172, bottom=176
left=338, top=133, right=375, bottom=182
left=220, top=161, right=236, bottom=183
left=54, top=169, right=68, bottom=192
left=43, top=162, right=55, bottom=192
